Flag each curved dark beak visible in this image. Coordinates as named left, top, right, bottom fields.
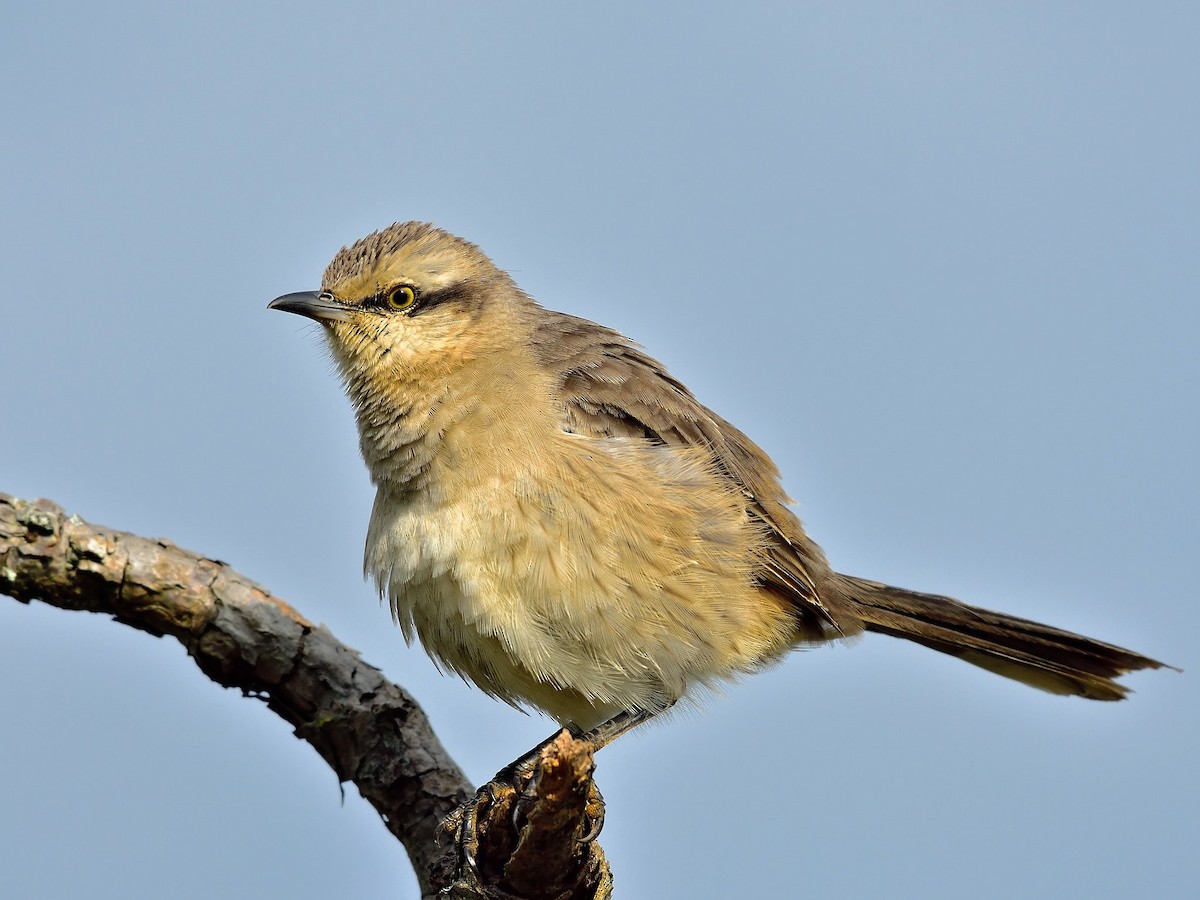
left=268, top=291, right=353, bottom=323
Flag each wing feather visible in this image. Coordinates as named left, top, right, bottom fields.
left=531, top=311, right=845, bottom=639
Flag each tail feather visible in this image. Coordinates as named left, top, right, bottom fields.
left=834, top=574, right=1170, bottom=701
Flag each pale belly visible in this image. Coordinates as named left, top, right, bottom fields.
left=364, top=436, right=797, bottom=728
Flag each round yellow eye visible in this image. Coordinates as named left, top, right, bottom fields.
left=386, top=285, right=417, bottom=310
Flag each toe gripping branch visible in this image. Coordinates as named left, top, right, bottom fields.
left=432, top=729, right=613, bottom=900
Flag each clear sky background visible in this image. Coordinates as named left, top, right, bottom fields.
left=2, top=3, right=1196, bottom=898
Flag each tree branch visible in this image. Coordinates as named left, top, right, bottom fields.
left=0, top=493, right=611, bottom=900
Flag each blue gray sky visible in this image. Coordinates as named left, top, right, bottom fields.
left=2, top=3, right=1196, bottom=898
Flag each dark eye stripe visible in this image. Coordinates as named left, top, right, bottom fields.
left=416, top=284, right=469, bottom=310
left=366, top=282, right=471, bottom=316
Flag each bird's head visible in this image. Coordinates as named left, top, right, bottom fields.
left=270, top=222, right=533, bottom=389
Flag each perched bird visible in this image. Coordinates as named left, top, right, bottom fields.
left=270, top=221, right=1165, bottom=744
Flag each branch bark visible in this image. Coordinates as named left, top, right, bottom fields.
left=0, top=493, right=611, bottom=900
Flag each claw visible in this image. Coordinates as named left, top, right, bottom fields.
left=511, top=761, right=541, bottom=831
left=579, top=805, right=605, bottom=843
left=579, top=780, right=606, bottom=843
left=448, top=780, right=502, bottom=876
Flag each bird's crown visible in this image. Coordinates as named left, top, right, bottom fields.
left=322, top=221, right=499, bottom=301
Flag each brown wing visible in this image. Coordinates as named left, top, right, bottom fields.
left=530, top=310, right=848, bottom=640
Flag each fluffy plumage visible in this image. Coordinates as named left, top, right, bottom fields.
left=271, top=221, right=1167, bottom=728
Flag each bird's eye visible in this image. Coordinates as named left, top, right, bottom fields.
left=385, top=285, right=418, bottom=311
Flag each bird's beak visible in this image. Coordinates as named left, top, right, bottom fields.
left=268, top=291, right=354, bottom=323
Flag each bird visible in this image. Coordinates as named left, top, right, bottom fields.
left=269, top=221, right=1166, bottom=748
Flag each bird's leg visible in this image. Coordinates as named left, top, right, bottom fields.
left=506, top=709, right=657, bottom=845
left=577, top=707, right=659, bottom=749
left=444, top=707, right=661, bottom=878
left=443, top=730, right=590, bottom=879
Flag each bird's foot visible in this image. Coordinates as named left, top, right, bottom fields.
left=441, top=761, right=528, bottom=881
left=436, top=729, right=607, bottom=893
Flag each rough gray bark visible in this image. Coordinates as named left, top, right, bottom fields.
left=0, top=493, right=611, bottom=900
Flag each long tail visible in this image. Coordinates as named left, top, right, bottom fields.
left=833, top=573, right=1170, bottom=700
